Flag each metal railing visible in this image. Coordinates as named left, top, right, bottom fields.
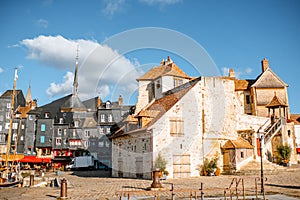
left=264, top=118, right=284, bottom=145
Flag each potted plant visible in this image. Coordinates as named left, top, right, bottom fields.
left=154, top=153, right=168, bottom=179
left=197, top=154, right=219, bottom=176
left=277, top=144, right=292, bottom=166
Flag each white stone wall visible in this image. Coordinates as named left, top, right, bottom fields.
left=135, top=80, right=151, bottom=114
left=150, top=81, right=203, bottom=178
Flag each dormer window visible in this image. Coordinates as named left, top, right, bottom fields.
left=156, top=80, right=161, bottom=89
left=44, top=112, right=50, bottom=118
left=174, top=78, right=183, bottom=87
left=106, top=101, right=111, bottom=109
left=74, top=120, right=79, bottom=128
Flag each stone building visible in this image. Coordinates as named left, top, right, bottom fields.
left=111, top=57, right=298, bottom=179
left=0, top=90, right=26, bottom=155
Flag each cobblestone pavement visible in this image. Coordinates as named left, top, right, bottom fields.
left=1, top=166, right=300, bottom=200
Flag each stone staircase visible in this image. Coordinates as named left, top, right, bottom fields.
left=236, top=159, right=286, bottom=175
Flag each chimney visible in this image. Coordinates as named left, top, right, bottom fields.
left=261, top=58, right=269, bottom=72
left=118, top=95, right=123, bottom=106
left=229, top=69, right=235, bottom=78
left=97, top=96, right=101, bottom=109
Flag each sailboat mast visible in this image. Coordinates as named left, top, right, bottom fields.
left=5, top=68, right=18, bottom=167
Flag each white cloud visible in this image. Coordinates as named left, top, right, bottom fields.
left=139, top=0, right=182, bottom=6
left=102, top=0, right=125, bottom=17
left=221, top=67, right=253, bottom=79
left=0, top=67, right=3, bottom=74
left=21, top=35, right=142, bottom=103
left=245, top=67, right=253, bottom=74
left=221, top=67, right=230, bottom=76
left=36, top=19, right=48, bottom=28
left=46, top=71, right=74, bottom=97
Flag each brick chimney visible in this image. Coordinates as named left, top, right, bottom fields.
left=261, top=58, right=269, bottom=72
left=97, top=96, right=101, bottom=109
left=118, top=95, right=123, bottom=106
left=229, top=69, right=235, bottom=78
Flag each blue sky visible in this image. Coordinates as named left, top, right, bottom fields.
left=0, top=0, right=299, bottom=113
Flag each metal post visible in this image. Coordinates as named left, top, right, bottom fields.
left=200, top=182, right=204, bottom=200
left=242, top=178, right=245, bottom=200
left=29, top=175, right=34, bottom=187
left=171, top=183, right=175, bottom=200
left=60, top=178, right=68, bottom=199
left=260, top=135, right=264, bottom=195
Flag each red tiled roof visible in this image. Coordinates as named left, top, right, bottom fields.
left=266, top=94, right=287, bottom=108
left=137, top=62, right=191, bottom=81
left=290, top=114, right=300, bottom=125
left=222, top=137, right=254, bottom=149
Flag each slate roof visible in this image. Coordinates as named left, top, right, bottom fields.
left=266, top=94, right=287, bottom=108
left=61, top=95, right=86, bottom=111
left=137, top=62, right=191, bottom=81
left=234, top=79, right=256, bottom=91
left=222, top=137, right=254, bottom=149
left=0, top=90, right=23, bottom=98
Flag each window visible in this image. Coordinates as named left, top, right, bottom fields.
left=241, top=151, right=244, bottom=158
left=59, top=118, right=64, bottom=124
left=106, top=127, right=110, bottom=134
left=0, top=115, right=3, bottom=121
left=41, top=136, right=45, bottom=143
left=6, top=112, right=10, bottom=119
left=156, top=80, right=161, bottom=89
left=41, top=124, right=46, bottom=132
left=7, top=103, right=11, bottom=108
left=85, top=130, right=90, bottom=137
left=99, top=126, right=104, bottom=134
left=20, top=136, right=24, bottom=141
left=170, top=118, right=184, bottom=136
left=105, top=141, right=110, bottom=148
left=106, top=101, right=111, bottom=109
left=72, top=130, right=76, bottom=137
left=28, top=115, right=34, bottom=120
left=44, top=112, right=50, bottom=118
left=174, top=78, right=183, bottom=87
left=108, top=114, right=113, bottom=122
left=56, top=138, right=62, bottom=145
left=101, top=114, right=106, bottom=122
left=13, top=123, right=18, bottom=129
left=12, top=134, right=17, bottom=141
left=64, top=129, right=67, bottom=135
left=74, top=120, right=79, bottom=127
left=0, top=125, right=2, bottom=132
left=246, top=95, right=251, bottom=104
left=98, top=141, right=104, bottom=147
left=57, top=128, right=62, bottom=135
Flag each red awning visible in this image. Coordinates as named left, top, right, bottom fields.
left=19, top=156, right=52, bottom=163
left=296, top=147, right=300, bottom=154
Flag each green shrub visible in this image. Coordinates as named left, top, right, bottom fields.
left=154, top=153, right=168, bottom=174
left=198, top=154, right=219, bottom=176
left=277, top=144, right=292, bottom=164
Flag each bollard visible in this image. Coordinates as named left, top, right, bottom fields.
left=29, top=175, right=34, bottom=187
left=60, top=178, right=68, bottom=199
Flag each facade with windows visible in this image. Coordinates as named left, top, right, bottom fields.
left=0, top=90, right=26, bottom=155
left=111, top=57, right=297, bottom=179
